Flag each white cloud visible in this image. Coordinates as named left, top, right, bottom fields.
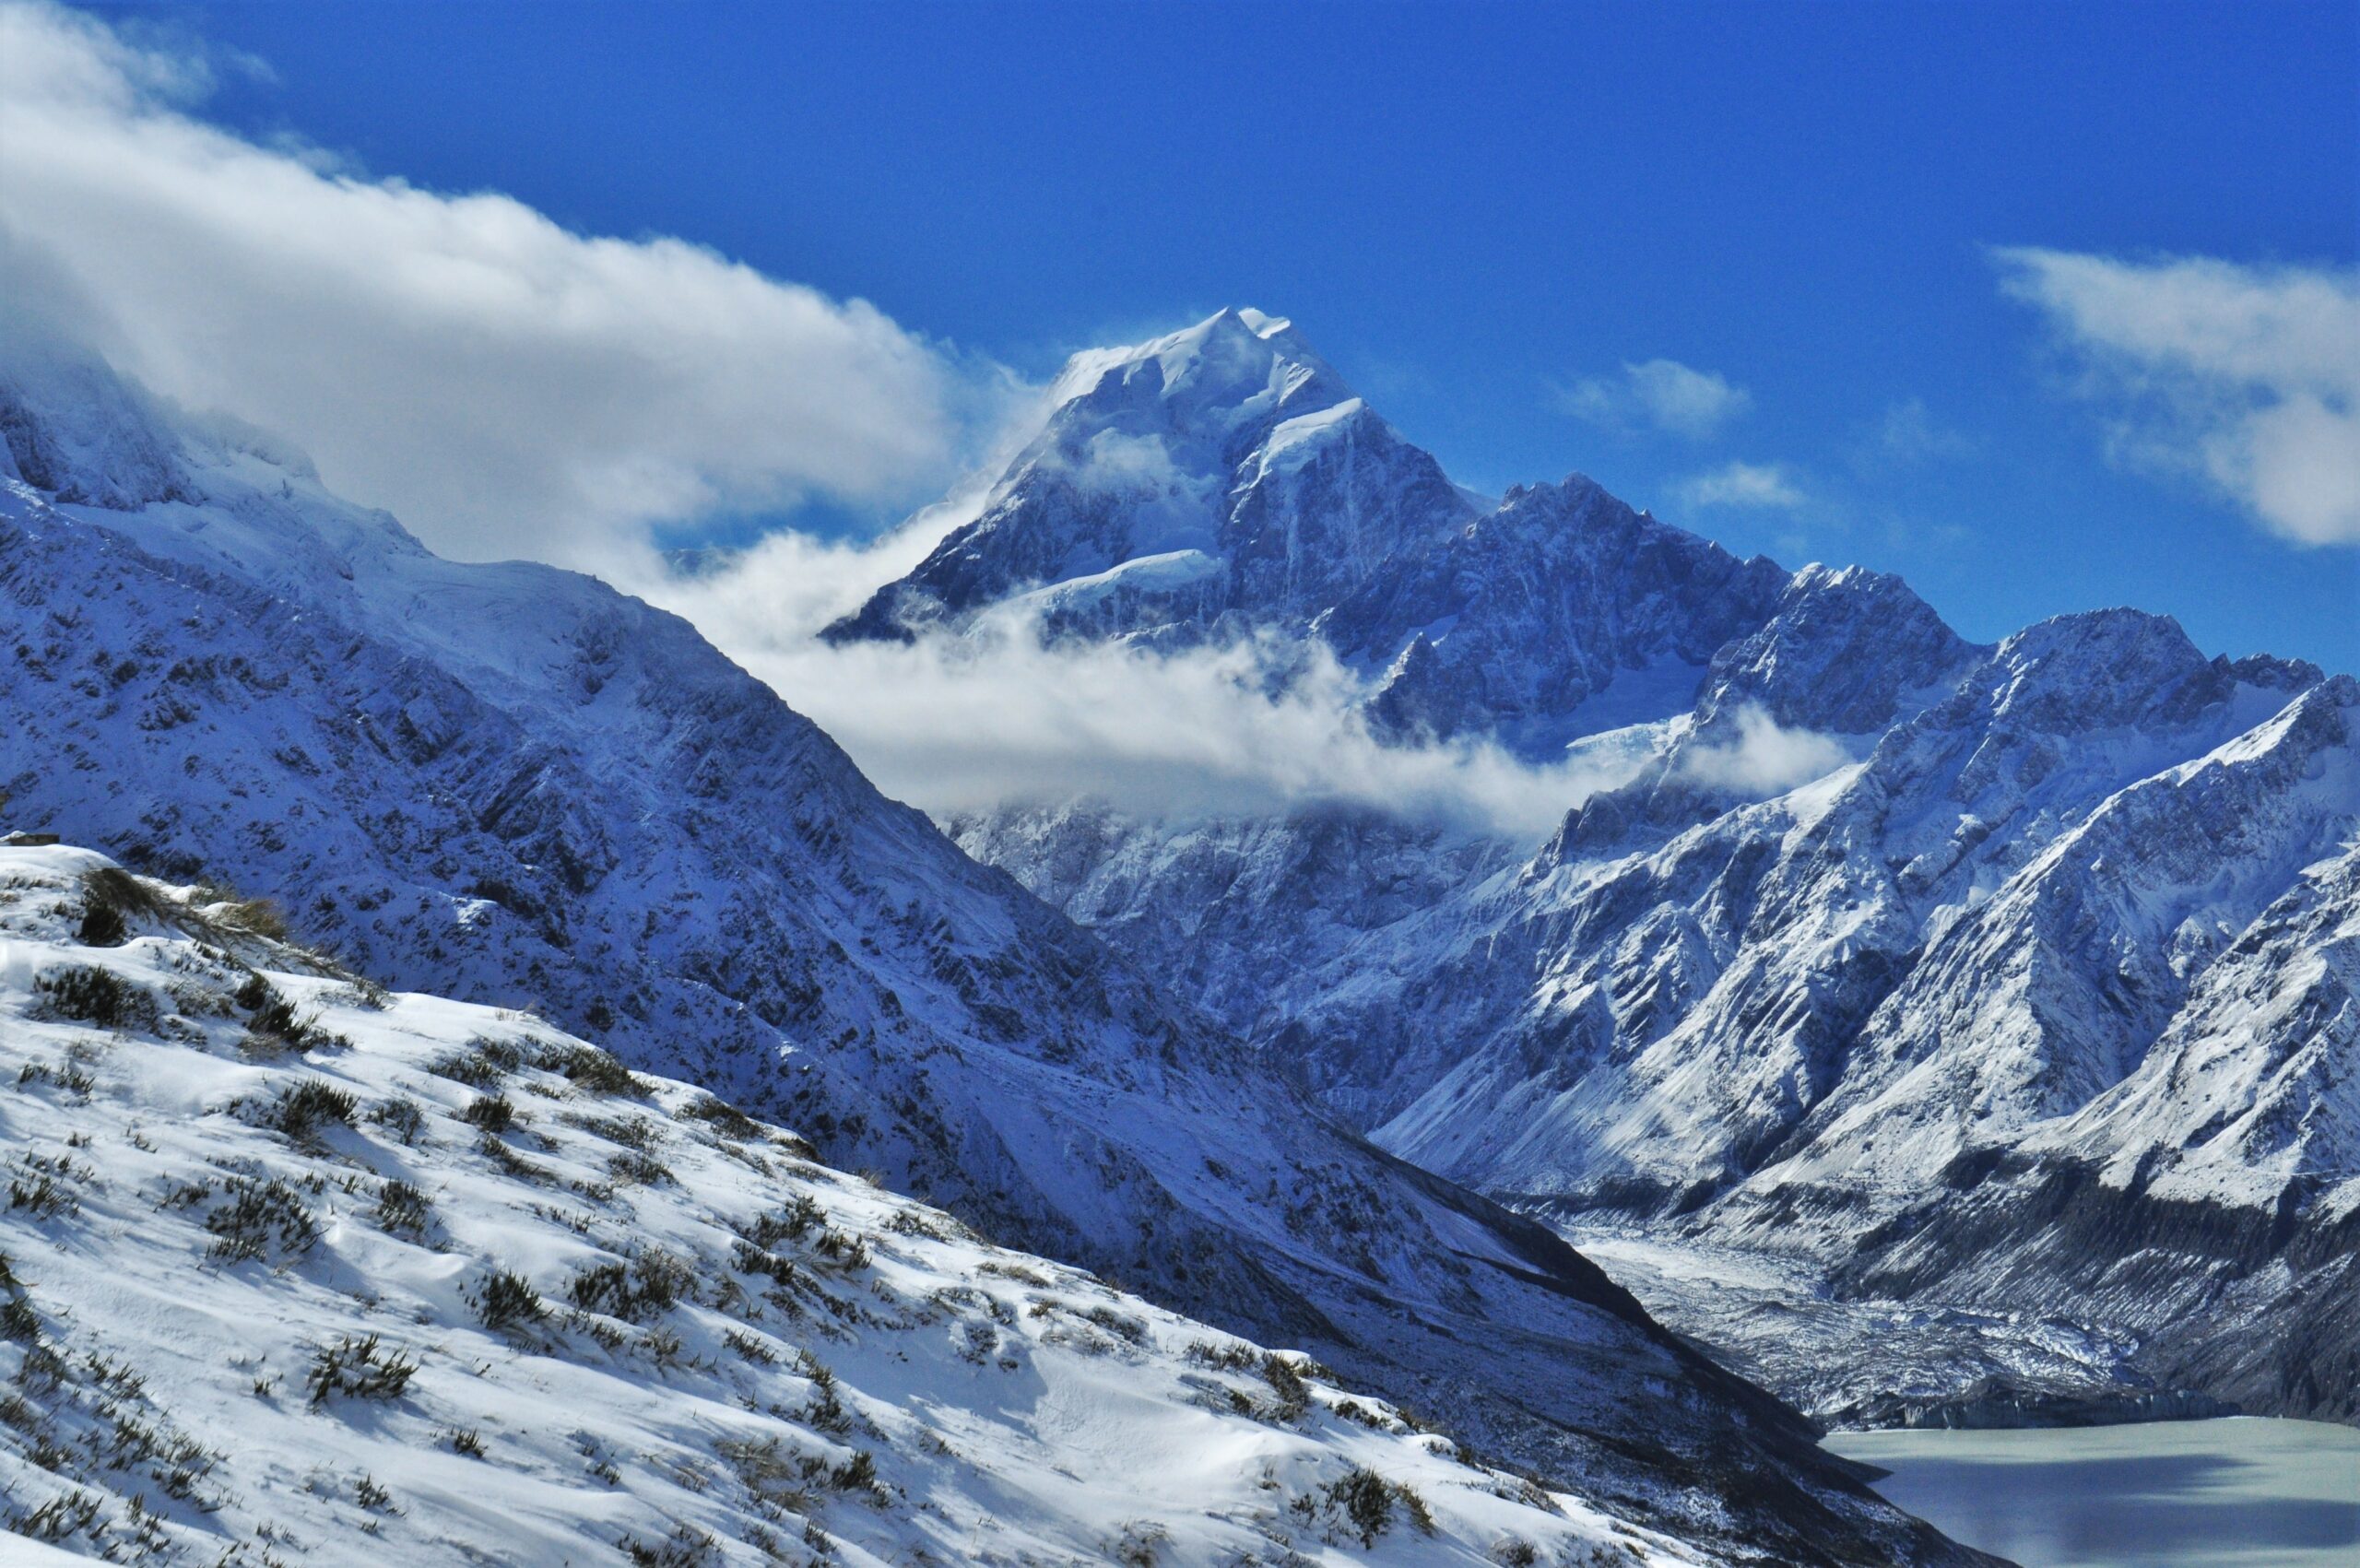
left=1675, top=459, right=1805, bottom=510
left=1675, top=708, right=1851, bottom=795
left=0, top=0, right=1009, bottom=567
left=1864, top=397, right=1975, bottom=467
left=625, top=536, right=1656, bottom=839
left=1558, top=359, right=1751, bottom=439
left=1996, top=247, right=2360, bottom=547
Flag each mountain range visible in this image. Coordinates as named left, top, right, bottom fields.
left=0, top=330, right=1987, bottom=1564
left=831, top=309, right=2357, bottom=1432
left=5, top=301, right=2350, bottom=1564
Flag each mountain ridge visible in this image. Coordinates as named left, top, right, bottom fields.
left=0, top=336, right=1976, bottom=1563
left=888, top=310, right=2360, bottom=1431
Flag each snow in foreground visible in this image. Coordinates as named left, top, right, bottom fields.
left=0, top=843, right=1695, bottom=1566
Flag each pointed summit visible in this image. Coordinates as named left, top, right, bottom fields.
left=824, top=310, right=1469, bottom=647
left=1040, top=306, right=1354, bottom=441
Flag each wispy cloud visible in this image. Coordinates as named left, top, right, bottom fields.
left=1862, top=397, right=1976, bottom=468
left=1675, top=708, right=1850, bottom=795
left=0, top=0, right=1017, bottom=568
left=1676, top=459, right=1805, bottom=510
left=1557, top=358, right=1752, bottom=439
left=1995, top=246, right=2360, bottom=547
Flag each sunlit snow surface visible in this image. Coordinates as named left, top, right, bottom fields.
left=1823, top=1420, right=2360, bottom=1568
left=0, top=843, right=1689, bottom=1567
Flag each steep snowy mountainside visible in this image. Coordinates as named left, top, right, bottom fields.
left=0, top=843, right=1725, bottom=1568
left=949, top=802, right=1538, bottom=1131
left=912, top=311, right=2356, bottom=1429
left=1375, top=632, right=2357, bottom=1422
left=0, top=346, right=1982, bottom=1563
left=824, top=308, right=1478, bottom=660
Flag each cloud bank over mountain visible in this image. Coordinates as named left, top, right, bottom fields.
left=0, top=0, right=1010, bottom=567
left=635, top=534, right=1717, bottom=836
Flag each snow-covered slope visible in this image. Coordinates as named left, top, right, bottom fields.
left=898, top=313, right=2357, bottom=1430
left=0, top=841, right=1764, bottom=1568
left=0, top=343, right=1979, bottom=1562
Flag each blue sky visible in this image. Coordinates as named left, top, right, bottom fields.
left=63, top=2, right=2360, bottom=669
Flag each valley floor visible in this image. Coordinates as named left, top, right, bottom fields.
left=1563, top=1225, right=2227, bottom=1431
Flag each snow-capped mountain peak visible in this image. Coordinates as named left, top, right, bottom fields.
left=1044, top=305, right=1353, bottom=436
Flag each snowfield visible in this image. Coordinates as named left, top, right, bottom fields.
left=0, top=843, right=1693, bottom=1567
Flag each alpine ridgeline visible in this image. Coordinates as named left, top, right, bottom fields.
left=832, top=308, right=2360, bottom=1431
left=0, top=333, right=1979, bottom=1565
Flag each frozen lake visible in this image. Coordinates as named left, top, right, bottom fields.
left=1824, top=1418, right=2360, bottom=1567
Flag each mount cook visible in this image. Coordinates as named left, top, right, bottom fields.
left=832, top=308, right=2360, bottom=1433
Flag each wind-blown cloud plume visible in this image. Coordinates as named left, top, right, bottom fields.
left=1558, top=358, right=1752, bottom=439
left=1997, top=247, right=2360, bottom=547
left=1677, top=459, right=1805, bottom=510
left=0, top=0, right=1004, bottom=567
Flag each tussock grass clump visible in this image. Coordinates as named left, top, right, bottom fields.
left=738, top=1194, right=825, bottom=1249
left=567, top=1112, right=661, bottom=1151
left=723, top=1327, right=778, bottom=1365
left=886, top=1208, right=946, bottom=1242
left=370, top=1096, right=426, bottom=1146
left=568, top=1247, right=695, bottom=1324
left=238, top=979, right=343, bottom=1056
left=437, top=1034, right=528, bottom=1085
left=206, top=1176, right=319, bottom=1262
left=794, top=1350, right=853, bottom=1434
left=269, top=1078, right=358, bottom=1142
left=1183, top=1339, right=1258, bottom=1372
left=459, top=1094, right=516, bottom=1134
left=0, top=1253, right=40, bottom=1342
left=469, top=1267, right=547, bottom=1334
left=6, top=1489, right=105, bottom=1546
left=619, top=1523, right=720, bottom=1568
left=1298, top=1467, right=1434, bottom=1548
left=33, top=965, right=152, bottom=1031
left=304, top=1334, right=416, bottom=1406
left=77, top=866, right=173, bottom=949
left=537, top=1041, right=644, bottom=1096
left=373, top=1179, right=431, bottom=1239
left=8, top=1154, right=85, bottom=1220
left=1263, top=1352, right=1312, bottom=1419
left=717, top=1432, right=820, bottom=1513
left=195, top=882, right=290, bottom=942
left=605, top=1149, right=675, bottom=1187
left=680, top=1094, right=762, bottom=1139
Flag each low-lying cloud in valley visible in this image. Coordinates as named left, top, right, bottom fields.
left=631, top=534, right=1689, bottom=839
